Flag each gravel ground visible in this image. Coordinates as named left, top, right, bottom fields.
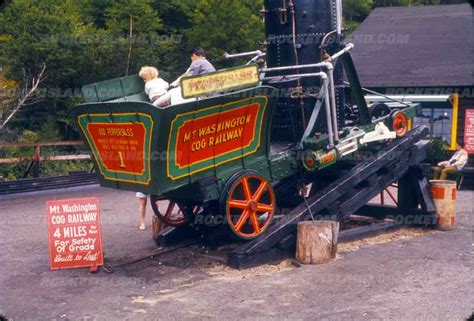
left=0, top=185, right=472, bottom=320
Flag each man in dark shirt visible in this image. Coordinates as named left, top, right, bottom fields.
left=171, top=47, right=216, bottom=88
left=187, top=47, right=216, bottom=76
left=164, top=47, right=216, bottom=105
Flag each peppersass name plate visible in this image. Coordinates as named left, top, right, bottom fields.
left=181, top=65, right=260, bottom=99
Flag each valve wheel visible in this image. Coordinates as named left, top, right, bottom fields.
left=150, top=196, right=200, bottom=227
left=392, top=112, right=408, bottom=137
left=224, top=173, right=275, bottom=240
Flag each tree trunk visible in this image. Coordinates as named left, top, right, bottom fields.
left=296, top=221, right=339, bottom=264
left=0, top=64, right=46, bottom=130
left=125, top=14, right=133, bottom=76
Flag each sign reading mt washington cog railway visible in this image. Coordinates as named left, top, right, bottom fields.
left=168, top=96, right=268, bottom=180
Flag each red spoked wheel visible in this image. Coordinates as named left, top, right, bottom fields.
left=224, top=173, right=275, bottom=240
left=150, top=196, right=200, bottom=227
left=392, top=112, right=408, bottom=137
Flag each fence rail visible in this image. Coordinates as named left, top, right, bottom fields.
left=0, top=140, right=91, bottom=178
left=0, top=141, right=90, bottom=164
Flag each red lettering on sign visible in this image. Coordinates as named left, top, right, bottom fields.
left=87, top=123, right=146, bottom=174
left=464, top=109, right=474, bottom=154
left=175, top=104, right=260, bottom=168
left=47, top=198, right=103, bottom=270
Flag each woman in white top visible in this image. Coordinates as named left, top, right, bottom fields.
left=138, top=66, right=170, bottom=107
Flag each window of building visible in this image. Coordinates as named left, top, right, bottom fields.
left=414, top=107, right=452, bottom=144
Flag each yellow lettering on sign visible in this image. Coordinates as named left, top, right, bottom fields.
left=183, top=132, right=192, bottom=143
left=105, top=128, right=134, bottom=137
left=181, top=65, right=259, bottom=99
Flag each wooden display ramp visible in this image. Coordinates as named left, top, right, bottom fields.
left=228, top=126, right=436, bottom=269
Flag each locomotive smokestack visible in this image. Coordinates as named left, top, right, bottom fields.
left=264, top=0, right=342, bottom=68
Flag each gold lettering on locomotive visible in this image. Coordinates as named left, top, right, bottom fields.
left=183, top=132, right=192, bottom=143
left=181, top=115, right=251, bottom=153
left=105, top=127, right=134, bottom=137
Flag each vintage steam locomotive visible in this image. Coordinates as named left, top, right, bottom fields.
left=71, top=0, right=421, bottom=240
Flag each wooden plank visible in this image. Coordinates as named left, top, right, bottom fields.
left=338, top=221, right=404, bottom=243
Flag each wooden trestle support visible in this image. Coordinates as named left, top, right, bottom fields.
left=228, top=126, right=436, bottom=269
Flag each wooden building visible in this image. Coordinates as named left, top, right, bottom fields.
left=348, top=3, right=473, bottom=153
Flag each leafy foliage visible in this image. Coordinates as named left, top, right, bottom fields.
left=0, top=0, right=467, bottom=178
left=429, top=137, right=450, bottom=164
left=186, top=0, right=264, bottom=67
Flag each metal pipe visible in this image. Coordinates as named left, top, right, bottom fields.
left=320, top=30, right=337, bottom=49
left=322, top=75, right=335, bottom=148
left=330, top=43, right=354, bottom=60
left=288, top=0, right=300, bottom=67
left=335, top=0, right=343, bottom=35
left=300, top=86, right=326, bottom=147
left=262, top=72, right=328, bottom=81
left=224, top=50, right=265, bottom=59
left=345, top=82, right=411, bottom=107
left=328, top=67, right=339, bottom=142
left=262, top=61, right=333, bottom=73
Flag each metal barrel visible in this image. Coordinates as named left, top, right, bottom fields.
left=429, top=180, right=457, bottom=230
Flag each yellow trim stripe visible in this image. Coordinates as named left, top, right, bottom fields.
left=450, top=94, right=459, bottom=151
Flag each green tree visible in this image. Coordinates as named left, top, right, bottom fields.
left=0, top=0, right=89, bottom=133
left=0, top=0, right=86, bottom=87
left=344, top=0, right=374, bottom=31
left=0, top=0, right=170, bottom=132
left=345, top=0, right=374, bottom=22
left=186, top=0, right=264, bottom=68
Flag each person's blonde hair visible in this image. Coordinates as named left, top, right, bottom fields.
left=138, top=66, right=159, bottom=81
